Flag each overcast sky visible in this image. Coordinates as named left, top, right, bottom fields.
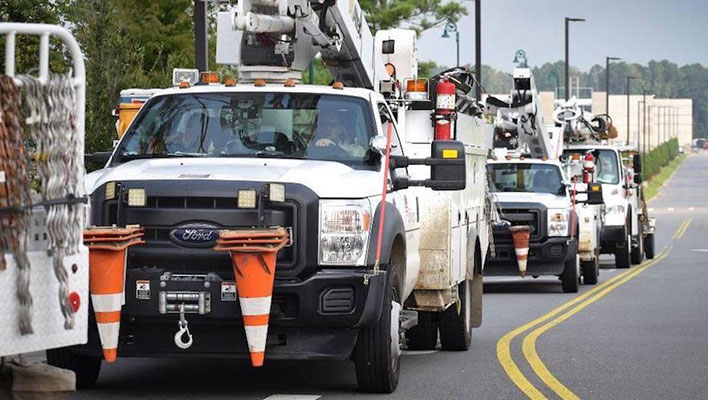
left=417, top=0, right=708, bottom=72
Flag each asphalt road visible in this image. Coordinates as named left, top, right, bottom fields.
left=60, top=153, right=706, bottom=400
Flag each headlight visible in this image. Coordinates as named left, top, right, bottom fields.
left=319, top=199, right=372, bottom=266
left=606, top=205, right=626, bottom=215
left=547, top=208, right=569, bottom=237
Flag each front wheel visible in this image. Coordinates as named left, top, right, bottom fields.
left=439, top=278, right=473, bottom=351
left=561, top=254, right=580, bottom=293
left=631, top=225, right=644, bottom=265
left=615, top=230, right=632, bottom=269
left=644, top=233, right=656, bottom=259
left=353, top=268, right=402, bottom=393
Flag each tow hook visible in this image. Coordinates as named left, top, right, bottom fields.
left=174, top=303, right=193, bottom=350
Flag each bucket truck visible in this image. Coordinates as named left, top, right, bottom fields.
left=51, top=0, right=493, bottom=393
left=556, top=99, right=655, bottom=268
left=483, top=68, right=604, bottom=291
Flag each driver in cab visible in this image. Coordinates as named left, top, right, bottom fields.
left=309, top=111, right=366, bottom=158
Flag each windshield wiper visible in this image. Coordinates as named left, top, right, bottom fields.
left=119, top=153, right=207, bottom=161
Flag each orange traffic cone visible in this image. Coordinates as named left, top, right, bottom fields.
left=214, top=227, right=289, bottom=367
left=84, top=227, right=144, bottom=362
left=509, top=226, right=531, bottom=278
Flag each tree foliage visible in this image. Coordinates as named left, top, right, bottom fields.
left=360, top=0, right=467, bottom=33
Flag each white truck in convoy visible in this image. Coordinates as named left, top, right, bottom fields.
left=483, top=68, right=604, bottom=290
left=555, top=100, right=655, bottom=268
left=48, top=1, right=492, bottom=393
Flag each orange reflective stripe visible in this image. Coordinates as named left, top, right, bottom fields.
left=95, top=311, right=121, bottom=324
left=242, top=314, right=270, bottom=325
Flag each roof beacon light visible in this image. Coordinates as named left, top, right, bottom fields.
left=224, top=78, right=237, bottom=87
left=332, top=81, right=344, bottom=90
left=172, top=68, right=199, bottom=87
left=284, top=78, right=296, bottom=87
left=200, top=71, right=221, bottom=84
left=254, top=78, right=267, bottom=87
left=404, top=78, right=429, bottom=101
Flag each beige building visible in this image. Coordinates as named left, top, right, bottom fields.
left=592, top=92, right=692, bottom=151
left=538, top=91, right=693, bottom=151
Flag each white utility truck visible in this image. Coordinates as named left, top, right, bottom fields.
left=556, top=100, right=654, bottom=268
left=49, top=1, right=492, bottom=393
left=483, top=68, right=603, bottom=289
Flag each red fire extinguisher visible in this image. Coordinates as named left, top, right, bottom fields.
left=434, top=79, right=456, bottom=140
left=582, top=152, right=595, bottom=184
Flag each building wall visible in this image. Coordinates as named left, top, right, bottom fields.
left=594, top=92, right=693, bottom=150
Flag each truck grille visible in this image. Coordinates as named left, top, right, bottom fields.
left=495, top=208, right=542, bottom=243
left=91, top=180, right=320, bottom=279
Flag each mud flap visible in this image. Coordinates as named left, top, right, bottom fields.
left=469, top=272, right=483, bottom=328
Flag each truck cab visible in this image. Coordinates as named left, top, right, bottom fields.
left=485, top=158, right=581, bottom=293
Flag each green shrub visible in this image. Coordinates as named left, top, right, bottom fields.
left=642, top=138, right=679, bottom=179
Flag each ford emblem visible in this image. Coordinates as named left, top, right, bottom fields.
left=169, top=223, right=221, bottom=248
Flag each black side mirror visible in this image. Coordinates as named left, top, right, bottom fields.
left=634, top=174, right=642, bottom=184
left=577, top=183, right=604, bottom=205
left=633, top=154, right=642, bottom=174
left=390, top=140, right=466, bottom=191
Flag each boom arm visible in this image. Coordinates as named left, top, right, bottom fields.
left=486, top=68, right=557, bottom=159
left=216, top=0, right=387, bottom=88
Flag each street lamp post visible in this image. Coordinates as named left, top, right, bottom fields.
left=565, top=17, right=585, bottom=101
left=626, top=76, right=639, bottom=145
left=442, top=22, right=460, bottom=67
left=605, top=56, right=621, bottom=115
left=642, top=89, right=647, bottom=153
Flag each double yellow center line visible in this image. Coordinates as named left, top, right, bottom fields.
left=497, top=218, right=690, bottom=399
left=673, top=218, right=693, bottom=240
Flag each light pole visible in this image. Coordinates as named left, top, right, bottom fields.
left=475, top=0, right=481, bottom=100
left=605, top=56, right=621, bottom=115
left=642, top=89, right=647, bottom=153
left=442, top=22, right=460, bottom=67
left=565, top=17, right=585, bottom=101
left=626, top=75, right=639, bottom=145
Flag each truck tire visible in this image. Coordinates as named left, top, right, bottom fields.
left=581, top=257, right=599, bottom=285
left=405, top=311, right=438, bottom=350
left=353, top=268, right=401, bottom=393
left=439, top=279, right=472, bottom=351
left=644, top=233, right=656, bottom=259
left=631, top=225, right=644, bottom=265
left=561, top=255, right=580, bottom=293
left=615, top=230, right=632, bottom=269
left=46, top=347, right=101, bottom=389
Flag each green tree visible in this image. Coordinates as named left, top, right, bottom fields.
left=360, top=0, right=467, bottom=33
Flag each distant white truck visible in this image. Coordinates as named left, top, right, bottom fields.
left=563, top=144, right=653, bottom=267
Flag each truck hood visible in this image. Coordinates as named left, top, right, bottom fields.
left=493, top=192, right=570, bottom=209
left=85, top=158, right=382, bottom=199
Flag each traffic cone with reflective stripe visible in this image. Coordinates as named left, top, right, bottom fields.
left=84, top=227, right=144, bottom=362
left=509, top=226, right=531, bottom=278
left=214, top=228, right=289, bottom=367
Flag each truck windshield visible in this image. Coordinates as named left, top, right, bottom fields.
left=488, top=163, right=564, bottom=194
left=115, top=92, right=375, bottom=167
left=563, top=149, right=620, bottom=184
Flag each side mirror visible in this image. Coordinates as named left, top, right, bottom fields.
left=633, top=154, right=642, bottom=174
left=633, top=174, right=642, bottom=184
left=577, top=183, right=604, bottom=205
left=390, top=140, right=466, bottom=191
